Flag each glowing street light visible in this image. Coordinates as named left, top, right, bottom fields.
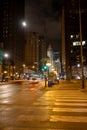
left=77, top=63, right=81, bottom=68
left=22, top=21, right=27, bottom=27
left=4, top=53, right=10, bottom=77
left=46, top=62, right=51, bottom=67
left=4, top=53, right=9, bottom=58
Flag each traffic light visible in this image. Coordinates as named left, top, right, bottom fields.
left=42, top=65, right=48, bottom=76
left=42, top=65, right=48, bottom=71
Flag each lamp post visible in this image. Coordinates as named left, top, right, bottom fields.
left=3, top=53, right=10, bottom=80
left=4, top=53, right=10, bottom=77
left=79, top=0, right=84, bottom=89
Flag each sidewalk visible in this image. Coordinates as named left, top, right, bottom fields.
left=43, top=79, right=83, bottom=90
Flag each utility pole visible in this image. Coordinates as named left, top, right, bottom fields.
left=79, top=0, right=84, bottom=89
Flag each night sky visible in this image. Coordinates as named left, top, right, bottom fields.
left=25, top=0, right=63, bottom=51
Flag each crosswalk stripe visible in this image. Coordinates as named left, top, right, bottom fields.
left=33, top=102, right=87, bottom=106
left=17, top=89, right=87, bottom=125
left=53, top=107, right=87, bottom=112
left=18, top=114, right=87, bottom=123
left=54, top=102, right=87, bottom=106
left=42, top=96, right=87, bottom=99
left=55, top=99, right=87, bottom=102
left=50, top=115, right=87, bottom=123
left=39, top=92, right=87, bottom=123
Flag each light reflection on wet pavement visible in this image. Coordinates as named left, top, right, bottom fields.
left=0, top=80, right=87, bottom=129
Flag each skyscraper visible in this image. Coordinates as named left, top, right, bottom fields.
left=0, top=0, right=25, bottom=74
left=25, top=32, right=46, bottom=70
left=62, top=0, right=87, bottom=79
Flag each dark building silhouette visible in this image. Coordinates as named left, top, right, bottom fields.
left=25, top=32, right=46, bottom=72
left=0, top=0, right=25, bottom=74
left=62, top=0, right=87, bottom=79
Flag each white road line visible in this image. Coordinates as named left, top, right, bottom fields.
left=55, top=102, right=87, bottom=106
left=50, top=115, right=87, bottom=123
left=53, top=107, right=87, bottom=112
left=55, top=99, right=87, bottom=102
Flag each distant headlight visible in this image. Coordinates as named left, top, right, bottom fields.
left=57, top=77, right=59, bottom=80
left=76, top=76, right=81, bottom=79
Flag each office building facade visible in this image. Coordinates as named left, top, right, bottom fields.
left=0, top=0, right=25, bottom=75
left=62, top=0, right=87, bottom=79
left=25, top=32, right=46, bottom=71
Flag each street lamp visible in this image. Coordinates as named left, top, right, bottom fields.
left=21, top=21, right=27, bottom=37
left=4, top=53, right=10, bottom=77
left=22, top=21, right=27, bottom=27
left=4, top=53, right=9, bottom=58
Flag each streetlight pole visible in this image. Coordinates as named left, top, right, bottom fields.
left=79, top=0, right=84, bottom=89
left=4, top=53, right=10, bottom=80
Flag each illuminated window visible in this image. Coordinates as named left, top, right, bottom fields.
left=82, top=41, right=86, bottom=45
left=71, top=50, right=73, bottom=53
left=76, top=35, right=79, bottom=38
left=73, top=41, right=86, bottom=46
left=70, top=35, right=73, bottom=38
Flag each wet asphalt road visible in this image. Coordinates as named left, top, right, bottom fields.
left=0, top=81, right=43, bottom=105
left=0, top=80, right=87, bottom=130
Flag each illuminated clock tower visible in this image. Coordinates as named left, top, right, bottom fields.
left=47, top=44, right=53, bottom=66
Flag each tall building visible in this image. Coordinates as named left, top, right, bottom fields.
left=53, top=52, right=61, bottom=74
left=25, top=32, right=46, bottom=70
left=62, top=0, right=87, bottom=79
left=0, top=0, right=25, bottom=74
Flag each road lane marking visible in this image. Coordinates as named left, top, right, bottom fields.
left=50, top=115, right=87, bottom=123
left=55, top=102, right=87, bottom=106
left=53, top=107, right=87, bottom=112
